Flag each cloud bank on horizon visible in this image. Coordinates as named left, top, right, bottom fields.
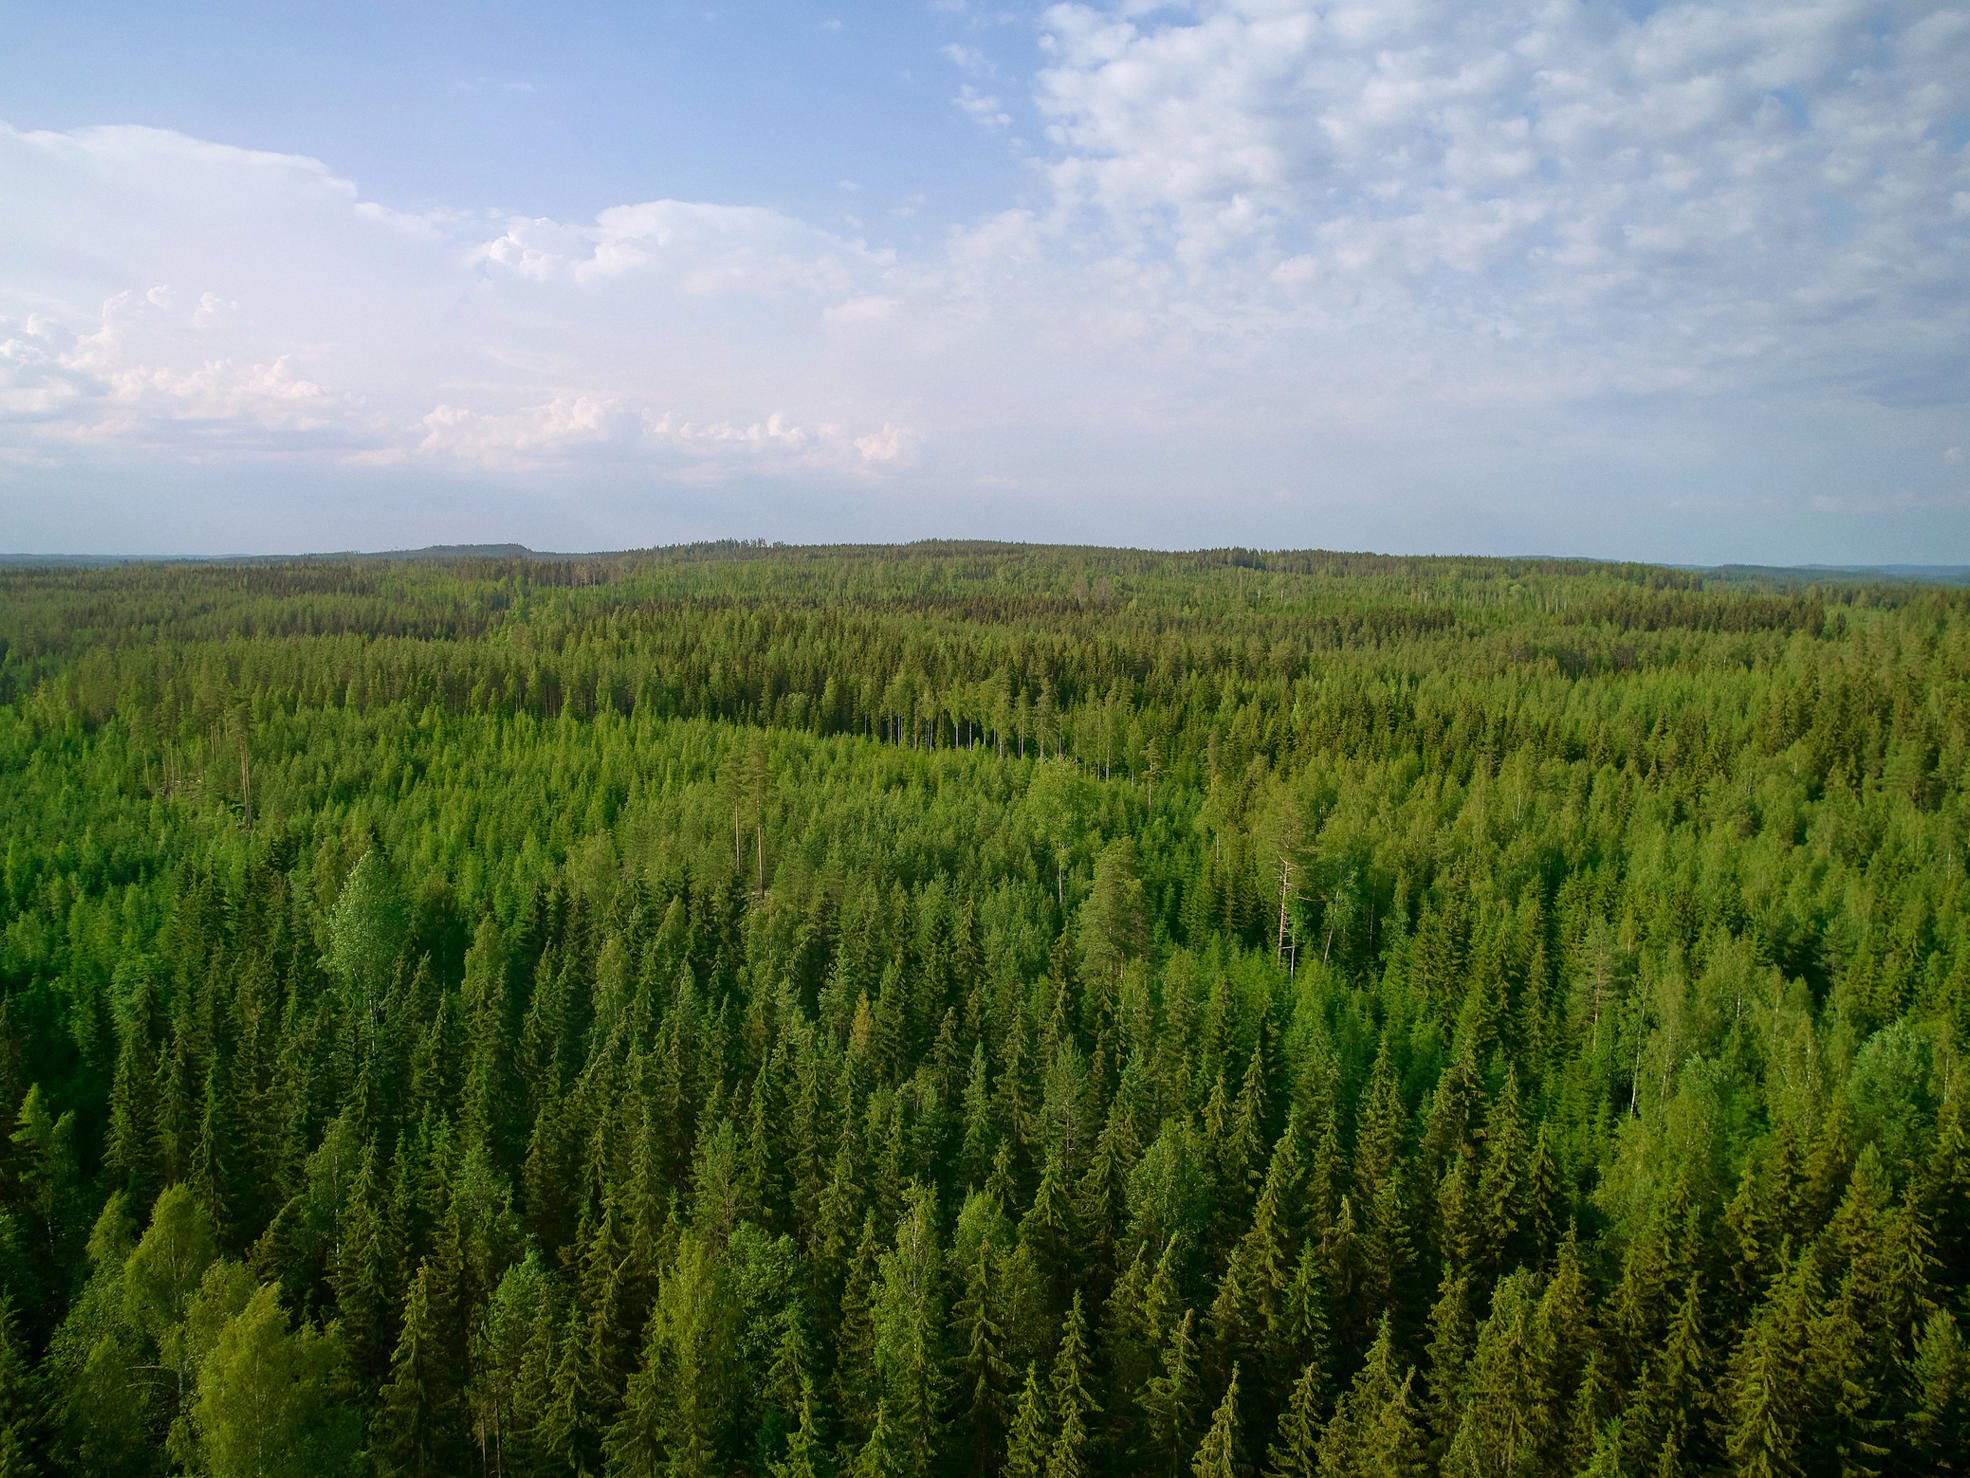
left=2, top=0, right=1967, bottom=560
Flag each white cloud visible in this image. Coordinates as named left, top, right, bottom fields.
left=1027, top=0, right=1970, bottom=405
left=953, top=84, right=1013, bottom=130
left=477, top=200, right=887, bottom=294
left=417, top=397, right=648, bottom=465
left=824, top=294, right=902, bottom=327
left=1, top=288, right=359, bottom=451
left=412, top=396, right=898, bottom=477
left=853, top=422, right=915, bottom=464
left=0, top=123, right=911, bottom=485
left=941, top=42, right=994, bottom=76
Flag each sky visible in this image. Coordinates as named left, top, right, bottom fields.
left=2, top=0, right=1968, bottom=562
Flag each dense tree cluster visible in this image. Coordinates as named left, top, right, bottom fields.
left=0, top=543, right=1966, bottom=1475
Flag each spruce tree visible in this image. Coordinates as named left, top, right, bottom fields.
left=1139, top=1308, right=1201, bottom=1478
left=1262, top=1360, right=1322, bottom=1478
left=1004, top=1364, right=1051, bottom=1478
left=0, top=1294, right=41, bottom=1478
left=1909, top=1309, right=1970, bottom=1474
left=773, top=1378, right=829, bottom=1478
left=1047, top=1292, right=1099, bottom=1478
left=376, top=1256, right=468, bottom=1477
left=1190, top=1365, right=1240, bottom=1478
left=956, top=1238, right=1013, bottom=1467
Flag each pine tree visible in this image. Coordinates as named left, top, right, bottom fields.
left=1806, top=1278, right=1890, bottom=1478
left=960, top=1045, right=998, bottom=1190
left=1100, top=1241, right=1155, bottom=1449
left=1608, top=1199, right=1679, bottom=1386
left=539, top=1305, right=596, bottom=1474
left=10, top=1086, right=79, bottom=1306
left=1474, top=1068, right=1527, bottom=1272
left=607, top=1233, right=730, bottom=1478
left=577, top=1191, right=638, bottom=1414
left=155, top=1028, right=199, bottom=1190
left=1433, top=1150, right=1480, bottom=1284
left=1352, top=1046, right=1405, bottom=1207
left=1521, top=1123, right=1564, bottom=1266
left=1206, top=1130, right=1297, bottom=1393
left=1357, top=1173, right=1413, bottom=1341
left=458, top=915, right=516, bottom=1166
left=326, top=847, right=409, bottom=1008
left=1080, top=839, right=1147, bottom=990
left=1921, top=1082, right=1970, bottom=1285
left=1074, top=1111, right=1135, bottom=1279
left=1620, top=1273, right=1708, bottom=1477
left=1047, top=1398, right=1090, bottom=1478
left=1721, top=1163, right=1773, bottom=1324
left=761, top=1308, right=816, bottom=1469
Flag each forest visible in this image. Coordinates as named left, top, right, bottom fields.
left=0, top=541, right=1965, bottom=1476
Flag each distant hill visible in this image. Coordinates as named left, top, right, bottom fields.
left=346, top=542, right=545, bottom=561
left=1701, top=562, right=1970, bottom=587
left=0, top=543, right=548, bottom=568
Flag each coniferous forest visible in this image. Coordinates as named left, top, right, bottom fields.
left=2, top=542, right=1968, bottom=1478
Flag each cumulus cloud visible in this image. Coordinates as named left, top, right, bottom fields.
left=0, top=122, right=910, bottom=488
left=1, top=289, right=360, bottom=452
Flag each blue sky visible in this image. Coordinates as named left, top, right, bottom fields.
left=0, top=3, right=1038, bottom=229
left=3, top=0, right=1968, bottom=561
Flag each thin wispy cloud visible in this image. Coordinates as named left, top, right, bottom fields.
left=940, top=42, right=994, bottom=76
